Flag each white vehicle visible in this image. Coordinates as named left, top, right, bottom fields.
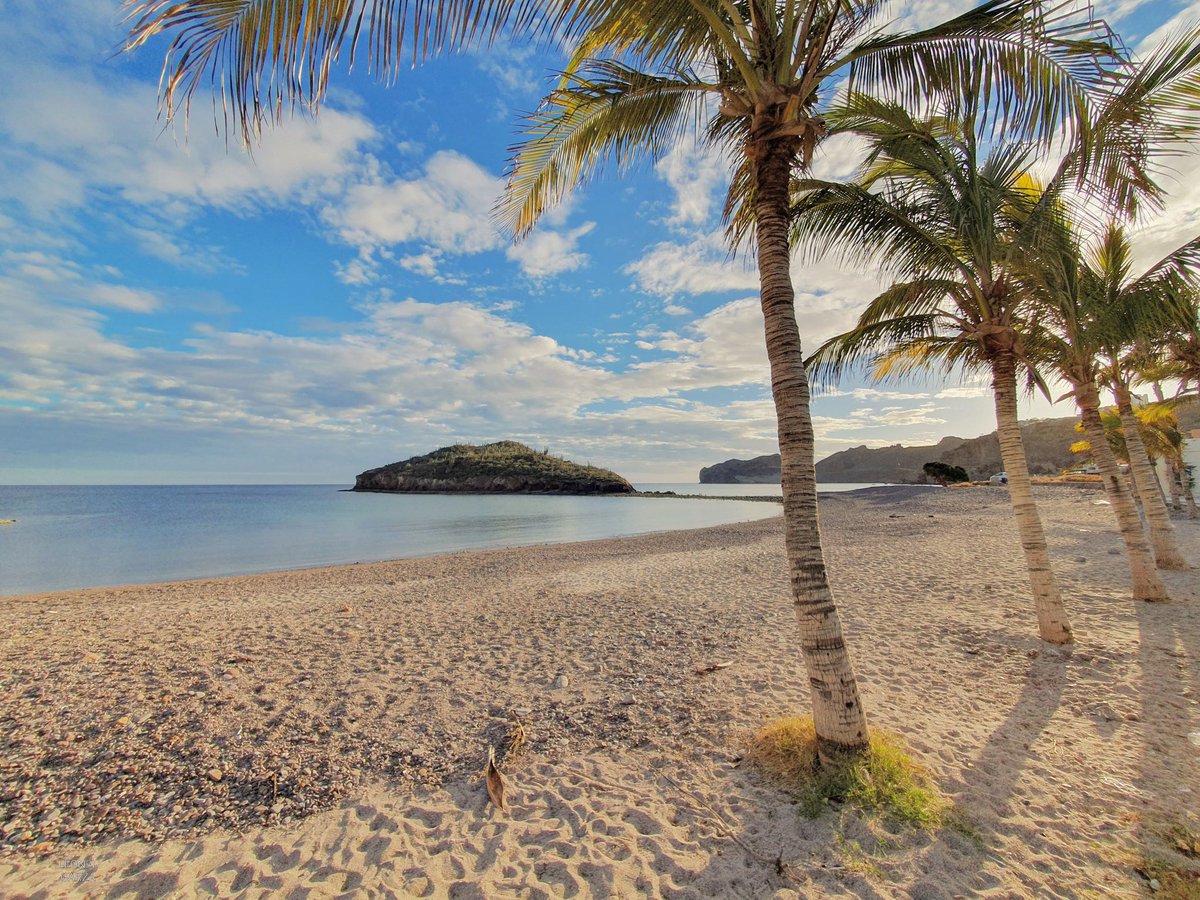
left=989, top=472, right=1009, bottom=485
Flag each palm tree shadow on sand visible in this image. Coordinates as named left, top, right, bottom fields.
left=951, top=642, right=1073, bottom=894
left=1133, top=564, right=1200, bottom=888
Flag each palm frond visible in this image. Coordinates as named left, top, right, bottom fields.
left=498, top=60, right=713, bottom=236
left=559, top=0, right=761, bottom=95
left=870, top=335, right=986, bottom=383
left=805, top=281, right=983, bottom=389
left=790, top=178, right=976, bottom=285
left=122, top=0, right=550, bottom=143
left=837, top=0, right=1123, bottom=146
left=1064, top=24, right=1200, bottom=216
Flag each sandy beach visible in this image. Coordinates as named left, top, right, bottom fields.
left=1, top=484, right=1197, bottom=898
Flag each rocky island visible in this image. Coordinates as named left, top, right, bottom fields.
left=354, top=441, right=636, bottom=494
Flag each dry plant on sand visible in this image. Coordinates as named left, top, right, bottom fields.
left=745, top=717, right=945, bottom=828
left=1130, top=821, right=1200, bottom=899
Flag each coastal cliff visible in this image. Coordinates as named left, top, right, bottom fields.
left=699, top=413, right=1162, bottom=483
left=699, top=454, right=782, bottom=484
left=354, top=441, right=636, bottom=494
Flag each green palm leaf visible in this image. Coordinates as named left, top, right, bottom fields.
left=497, top=61, right=714, bottom=236
left=122, top=0, right=550, bottom=141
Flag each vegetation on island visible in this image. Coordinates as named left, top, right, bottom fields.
left=354, top=441, right=635, bottom=494
left=124, top=0, right=1200, bottom=875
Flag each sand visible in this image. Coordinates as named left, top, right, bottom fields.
left=0, top=485, right=1197, bottom=898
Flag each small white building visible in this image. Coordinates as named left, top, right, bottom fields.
left=1156, top=428, right=1199, bottom=505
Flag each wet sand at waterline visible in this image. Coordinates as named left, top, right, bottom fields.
left=1, top=485, right=1197, bottom=898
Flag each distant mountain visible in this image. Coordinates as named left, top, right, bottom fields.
left=355, top=441, right=636, bottom=494
left=699, top=410, right=1192, bottom=484
left=699, top=454, right=782, bottom=484
left=815, top=436, right=969, bottom=483
left=817, top=418, right=1095, bottom=483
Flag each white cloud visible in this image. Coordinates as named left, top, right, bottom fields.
left=400, top=252, right=442, bottom=278
left=506, top=222, right=595, bottom=278
left=0, top=66, right=376, bottom=219
left=84, top=284, right=162, bottom=313
left=329, top=150, right=503, bottom=256
left=1, top=249, right=162, bottom=313
left=1135, top=1, right=1200, bottom=52
left=472, top=42, right=542, bottom=96
left=656, top=139, right=728, bottom=228
left=840, top=387, right=933, bottom=401
left=626, top=234, right=758, bottom=296
left=935, top=385, right=990, bottom=399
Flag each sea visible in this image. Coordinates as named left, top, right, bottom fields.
left=0, top=483, right=885, bottom=596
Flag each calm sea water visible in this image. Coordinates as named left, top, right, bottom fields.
left=0, top=482, right=882, bottom=596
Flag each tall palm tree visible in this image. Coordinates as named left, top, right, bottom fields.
left=1139, top=359, right=1198, bottom=513
left=805, top=30, right=1200, bottom=617
left=1089, top=232, right=1193, bottom=570
left=800, top=101, right=1076, bottom=642
left=1076, top=400, right=1196, bottom=519
left=122, top=0, right=1122, bottom=764
left=498, top=4, right=1122, bottom=758
left=1025, top=30, right=1200, bottom=572
left=1020, top=218, right=1178, bottom=601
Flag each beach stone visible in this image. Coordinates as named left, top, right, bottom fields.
left=206, top=769, right=223, bottom=783
left=554, top=675, right=569, bottom=689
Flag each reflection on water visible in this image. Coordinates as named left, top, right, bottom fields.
left=0, top=484, right=787, bottom=595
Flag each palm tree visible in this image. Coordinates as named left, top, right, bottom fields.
left=805, top=31, right=1200, bottom=616
left=498, top=4, right=1123, bottom=758
left=122, top=0, right=1121, bottom=764
left=1076, top=401, right=1196, bottom=520
left=800, top=101, right=1076, bottom=642
left=1164, top=294, right=1200, bottom=397
left=1089, top=233, right=1193, bottom=570
left=1021, top=218, right=1175, bottom=601
left=1026, top=30, right=1200, bottom=572
left=1138, top=357, right=1198, bottom=512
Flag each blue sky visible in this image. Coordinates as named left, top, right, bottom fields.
left=1, top=0, right=1196, bottom=484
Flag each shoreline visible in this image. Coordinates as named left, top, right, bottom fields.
left=0, top=484, right=968, bottom=602
left=1, top=485, right=1195, bottom=897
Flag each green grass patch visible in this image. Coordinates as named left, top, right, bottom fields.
left=744, top=717, right=945, bottom=828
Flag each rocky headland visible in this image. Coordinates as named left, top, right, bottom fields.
left=698, top=454, right=782, bottom=484
left=354, top=441, right=636, bottom=495
left=699, top=413, right=1171, bottom=484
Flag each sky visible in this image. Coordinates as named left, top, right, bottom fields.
left=1, top=0, right=1197, bottom=484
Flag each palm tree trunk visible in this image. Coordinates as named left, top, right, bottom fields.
left=753, top=138, right=869, bottom=765
left=991, top=352, right=1072, bottom=643
left=1112, top=383, right=1187, bottom=570
left=1075, top=381, right=1168, bottom=601
left=1167, top=462, right=1183, bottom=510
left=1178, top=459, right=1200, bottom=520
